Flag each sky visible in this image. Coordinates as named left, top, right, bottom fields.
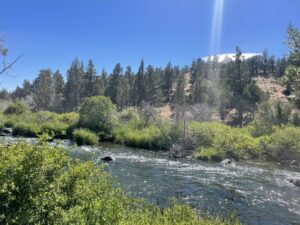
left=0, top=0, right=300, bottom=91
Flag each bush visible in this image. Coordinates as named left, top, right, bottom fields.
left=191, top=122, right=261, bottom=161
left=4, top=101, right=28, bottom=115
left=262, top=126, right=300, bottom=160
left=195, top=147, right=226, bottom=162
left=79, top=96, right=116, bottom=132
left=0, top=141, right=241, bottom=224
left=40, top=121, right=69, bottom=138
left=12, top=122, right=41, bottom=137
left=119, top=108, right=139, bottom=122
left=113, top=120, right=172, bottom=150
left=72, top=128, right=99, bottom=146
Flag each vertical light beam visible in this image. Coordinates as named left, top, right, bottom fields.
left=208, top=0, right=225, bottom=112
left=210, top=0, right=224, bottom=55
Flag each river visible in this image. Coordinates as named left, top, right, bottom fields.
left=1, top=136, right=300, bottom=225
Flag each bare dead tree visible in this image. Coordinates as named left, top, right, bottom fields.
left=0, top=37, right=23, bottom=75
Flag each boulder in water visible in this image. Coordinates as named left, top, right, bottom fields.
left=288, top=178, right=300, bottom=188
left=221, top=158, right=235, bottom=165
left=101, top=156, right=113, bottom=162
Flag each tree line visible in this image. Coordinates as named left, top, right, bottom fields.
left=1, top=25, right=299, bottom=127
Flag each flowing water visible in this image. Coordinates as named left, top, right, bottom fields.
left=1, top=136, right=300, bottom=225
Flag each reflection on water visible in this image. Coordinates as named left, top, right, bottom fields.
left=1, top=137, right=300, bottom=225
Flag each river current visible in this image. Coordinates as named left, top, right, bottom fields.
left=1, top=136, right=300, bottom=225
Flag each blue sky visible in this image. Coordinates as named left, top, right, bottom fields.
left=1, top=0, right=300, bottom=90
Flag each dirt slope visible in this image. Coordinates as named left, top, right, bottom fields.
left=254, top=77, right=289, bottom=103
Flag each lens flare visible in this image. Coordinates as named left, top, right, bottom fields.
left=210, top=0, right=224, bottom=55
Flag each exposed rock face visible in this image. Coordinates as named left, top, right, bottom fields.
left=101, top=156, right=113, bottom=162
left=288, top=178, right=300, bottom=188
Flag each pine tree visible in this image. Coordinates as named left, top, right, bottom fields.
left=83, top=59, right=97, bottom=98
left=173, top=72, right=185, bottom=106
left=146, top=65, right=157, bottom=105
left=162, top=62, right=174, bottom=102
left=228, top=47, right=262, bottom=126
left=133, top=59, right=146, bottom=106
left=92, top=76, right=104, bottom=96
left=101, top=69, right=108, bottom=88
left=64, top=59, right=85, bottom=111
left=53, top=70, right=65, bottom=112
left=33, top=69, right=55, bottom=111
left=105, top=63, right=122, bottom=104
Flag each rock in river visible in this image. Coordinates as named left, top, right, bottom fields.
left=288, top=178, right=300, bottom=188
left=221, top=158, right=235, bottom=166
left=101, top=156, right=113, bottom=162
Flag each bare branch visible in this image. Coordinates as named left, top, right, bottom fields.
left=0, top=54, right=23, bottom=75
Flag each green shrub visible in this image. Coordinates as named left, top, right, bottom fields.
left=79, top=96, right=116, bottom=132
left=195, top=147, right=226, bottom=162
left=292, top=112, right=300, bottom=126
left=113, top=123, right=171, bottom=150
left=12, top=123, right=41, bottom=137
left=191, top=122, right=261, bottom=161
left=262, top=126, right=300, bottom=160
left=40, top=121, right=69, bottom=138
left=119, top=108, right=139, bottom=122
left=72, top=128, right=99, bottom=146
left=0, top=141, right=241, bottom=224
left=4, top=101, right=28, bottom=115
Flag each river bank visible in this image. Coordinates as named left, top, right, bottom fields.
left=1, top=136, right=300, bottom=225
left=1, top=100, right=300, bottom=164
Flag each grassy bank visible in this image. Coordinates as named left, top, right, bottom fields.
left=1, top=98, right=300, bottom=163
left=0, top=140, right=241, bottom=224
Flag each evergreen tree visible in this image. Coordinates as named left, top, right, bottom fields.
left=262, top=49, right=269, bottom=75
left=162, top=62, right=174, bottom=102
left=275, top=57, right=287, bottom=77
left=64, top=59, right=85, bottom=111
left=22, top=80, right=32, bottom=97
left=173, top=72, right=185, bottom=106
left=284, top=25, right=300, bottom=107
left=92, top=76, right=105, bottom=96
left=83, top=59, right=97, bottom=98
left=53, top=70, right=64, bottom=94
left=133, top=59, right=146, bottom=106
left=33, top=69, right=55, bottom=111
left=101, top=69, right=108, bottom=88
left=228, top=47, right=262, bottom=126
left=105, top=63, right=122, bottom=104
left=53, top=70, right=65, bottom=112
left=146, top=65, right=158, bottom=105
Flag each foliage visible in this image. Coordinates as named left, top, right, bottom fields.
left=79, top=96, right=116, bottom=133
left=191, top=122, right=261, bottom=161
left=0, top=141, right=241, bottom=225
left=261, top=126, right=300, bottom=160
left=12, top=122, right=41, bottom=137
left=113, top=111, right=172, bottom=150
left=4, top=101, right=28, bottom=115
left=40, top=121, right=69, bottom=139
left=33, top=69, right=55, bottom=111
left=3, top=111, right=78, bottom=138
left=72, top=128, right=99, bottom=146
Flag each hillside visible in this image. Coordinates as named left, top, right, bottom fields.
left=254, top=76, right=289, bottom=103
